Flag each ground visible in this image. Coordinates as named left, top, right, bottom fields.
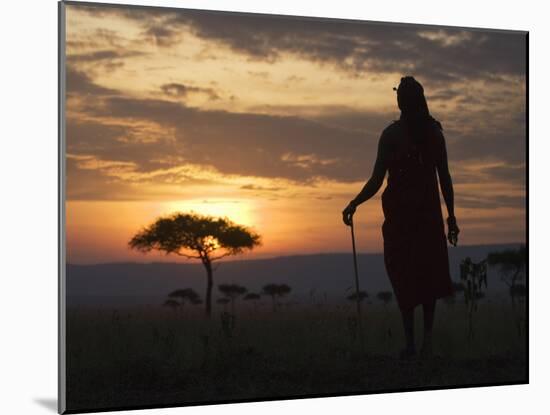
left=65, top=301, right=527, bottom=412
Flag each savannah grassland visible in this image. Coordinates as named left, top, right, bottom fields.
left=66, top=300, right=527, bottom=412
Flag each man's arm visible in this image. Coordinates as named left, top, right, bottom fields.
left=350, top=133, right=388, bottom=207
left=436, top=130, right=460, bottom=246
left=436, top=131, right=455, bottom=218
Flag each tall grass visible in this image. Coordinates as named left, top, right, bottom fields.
left=66, top=301, right=526, bottom=411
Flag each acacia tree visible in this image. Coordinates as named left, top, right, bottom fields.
left=346, top=291, right=368, bottom=303
left=129, top=213, right=261, bottom=317
left=377, top=291, right=393, bottom=307
left=460, top=257, right=488, bottom=341
left=163, top=299, right=180, bottom=312
left=244, top=292, right=261, bottom=310
left=218, top=284, right=247, bottom=314
left=168, top=288, right=202, bottom=306
left=487, top=245, right=526, bottom=306
left=262, top=284, right=291, bottom=311
left=244, top=292, right=260, bottom=301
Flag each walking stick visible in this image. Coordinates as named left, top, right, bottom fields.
left=350, top=217, right=361, bottom=319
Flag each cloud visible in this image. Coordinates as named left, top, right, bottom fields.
left=446, top=126, right=526, bottom=166
left=142, top=24, right=182, bottom=47
left=66, top=152, right=227, bottom=200
left=64, top=4, right=526, bottom=205
left=68, top=153, right=138, bottom=174
left=286, top=75, right=305, bottom=83
left=65, top=73, right=525, bottom=197
left=67, top=48, right=147, bottom=73
left=74, top=94, right=382, bottom=183
left=247, top=71, right=270, bottom=79
left=479, top=164, right=526, bottom=187
left=456, top=193, right=525, bottom=210
left=66, top=118, right=179, bottom=173
left=66, top=67, right=117, bottom=96
left=66, top=28, right=128, bottom=50
left=417, top=30, right=473, bottom=47
left=164, top=11, right=526, bottom=83
left=281, top=152, right=340, bottom=169
left=68, top=49, right=144, bottom=63
left=160, top=82, right=220, bottom=100
left=69, top=3, right=526, bottom=83
left=240, top=184, right=283, bottom=191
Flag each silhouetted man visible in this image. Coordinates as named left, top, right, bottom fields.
left=343, top=76, right=460, bottom=359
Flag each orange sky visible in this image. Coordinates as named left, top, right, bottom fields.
left=63, top=4, right=527, bottom=264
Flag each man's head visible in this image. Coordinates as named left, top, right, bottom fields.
left=395, top=76, right=429, bottom=117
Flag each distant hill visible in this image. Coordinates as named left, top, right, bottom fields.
left=67, top=243, right=524, bottom=306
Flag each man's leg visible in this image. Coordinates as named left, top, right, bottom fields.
left=422, top=299, right=436, bottom=355
left=400, top=306, right=415, bottom=358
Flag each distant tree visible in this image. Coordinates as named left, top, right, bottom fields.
left=218, top=284, right=247, bottom=314
left=129, top=213, right=261, bottom=317
left=262, top=284, right=291, bottom=311
left=460, top=257, right=488, bottom=340
left=168, top=288, right=201, bottom=306
left=376, top=291, right=393, bottom=306
left=244, top=292, right=260, bottom=301
left=346, top=291, right=368, bottom=303
left=163, top=299, right=180, bottom=311
left=487, top=245, right=526, bottom=306
left=244, top=292, right=261, bottom=310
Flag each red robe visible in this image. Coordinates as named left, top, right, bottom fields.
left=381, top=120, right=454, bottom=310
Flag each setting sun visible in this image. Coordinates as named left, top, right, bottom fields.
left=165, top=198, right=257, bottom=227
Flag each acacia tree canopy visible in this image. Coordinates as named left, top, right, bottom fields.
left=168, top=288, right=201, bottom=304
left=487, top=245, right=526, bottom=287
left=377, top=291, right=393, bottom=304
left=218, top=284, right=248, bottom=299
left=262, top=284, right=291, bottom=297
left=347, top=291, right=368, bottom=302
left=129, top=212, right=261, bottom=260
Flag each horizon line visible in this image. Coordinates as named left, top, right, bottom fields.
left=66, top=241, right=525, bottom=267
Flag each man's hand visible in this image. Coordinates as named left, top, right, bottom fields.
left=447, top=216, right=460, bottom=246
left=342, top=202, right=357, bottom=226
